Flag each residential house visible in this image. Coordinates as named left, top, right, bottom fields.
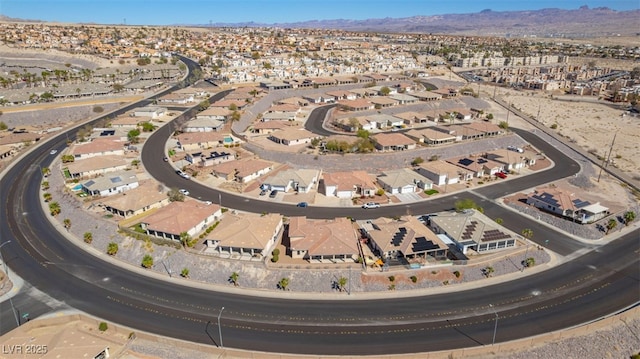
left=321, top=171, right=378, bottom=198
left=447, top=155, right=503, bottom=177
left=182, top=118, right=225, bottom=132
left=204, top=212, right=283, bottom=259
left=268, top=128, right=317, bottom=146
left=411, top=91, right=443, bottom=101
left=405, top=128, right=457, bottom=145
left=526, top=187, right=609, bottom=224
left=90, top=128, right=130, bottom=142
left=369, top=96, right=398, bottom=108
left=133, top=106, right=166, bottom=119
left=250, top=120, right=293, bottom=134
left=390, top=94, right=418, bottom=105
left=211, top=159, right=273, bottom=183
left=463, top=122, right=504, bottom=137
left=63, top=155, right=129, bottom=179
left=377, top=168, right=433, bottom=194
left=415, top=160, right=469, bottom=186
left=393, top=111, right=429, bottom=125
left=100, top=181, right=170, bottom=218
left=81, top=170, right=139, bottom=197
left=287, top=217, right=359, bottom=261
left=338, top=99, right=375, bottom=112
left=110, top=114, right=142, bottom=128
left=141, top=200, right=222, bottom=241
left=482, top=149, right=528, bottom=172
left=261, top=169, right=320, bottom=193
left=185, top=149, right=235, bottom=167
left=372, top=133, right=416, bottom=151
left=195, top=107, right=230, bottom=121
left=325, top=90, right=357, bottom=101
left=428, top=210, right=517, bottom=254
left=70, top=138, right=126, bottom=160
left=363, top=216, right=448, bottom=261
left=157, top=92, right=194, bottom=105
left=175, top=132, right=237, bottom=151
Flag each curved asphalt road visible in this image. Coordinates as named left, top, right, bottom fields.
left=1, top=64, right=638, bottom=354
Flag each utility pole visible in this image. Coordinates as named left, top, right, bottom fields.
left=217, top=307, right=225, bottom=348
left=597, top=131, right=617, bottom=183
left=489, top=304, right=498, bottom=345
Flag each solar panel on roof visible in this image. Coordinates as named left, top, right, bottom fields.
left=110, top=177, right=122, bottom=183
left=459, top=158, right=474, bottom=166
left=412, top=237, right=439, bottom=252
left=84, top=180, right=95, bottom=187
left=573, top=199, right=591, bottom=208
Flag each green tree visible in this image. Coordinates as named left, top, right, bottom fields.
left=0, top=121, right=7, bottom=131
left=43, top=192, right=52, bottom=202
left=198, top=100, right=210, bottom=111
left=278, top=277, right=289, bottom=291
left=230, top=110, right=241, bottom=122
left=141, top=122, right=155, bottom=132
left=179, top=231, right=191, bottom=248
left=486, top=113, right=494, bottom=120
left=337, top=276, right=347, bottom=292
left=41, top=181, right=50, bottom=190
left=181, top=268, right=190, bottom=278
left=606, top=218, right=617, bottom=234
left=498, top=121, right=508, bottom=130
left=41, top=167, right=51, bottom=177
left=63, top=218, right=71, bottom=230
left=107, top=242, right=119, bottom=256
left=49, top=201, right=61, bottom=216
left=379, top=86, right=391, bottom=96
left=141, top=254, right=154, bottom=268
left=521, top=228, right=533, bottom=240
left=495, top=218, right=504, bottom=225
left=623, top=211, right=636, bottom=226
left=411, top=157, right=424, bottom=166
left=99, top=322, right=108, bottom=331
left=229, top=103, right=238, bottom=111
left=524, top=257, right=536, bottom=268
left=113, top=83, right=124, bottom=92
left=127, top=129, right=140, bottom=144
left=83, top=232, right=93, bottom=244
left=167, top=188, right=185, bottom=202
left=230, top=272, right=239, bottom=286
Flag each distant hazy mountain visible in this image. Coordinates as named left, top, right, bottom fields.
left=219, top=6, right=640, bottom=38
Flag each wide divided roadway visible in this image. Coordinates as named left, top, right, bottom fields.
left=1, top=75, right=638, bottom=355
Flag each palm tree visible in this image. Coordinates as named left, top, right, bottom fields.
left=179, top=232, right=191, bottom=248
left=107, top=242, right=118, bottom=256
left=83, top=232, right=93, bottom=244
left=49, top=201, right=61, bottom=216
left=623, top=211, right=636, bottom=226
left=41, top=167, right=51, bottom=177
left=43, top=192, right=52, bottom=202
left=484, top=266, right=495, bottom=277
left=278, top=277, right=289, bottom=291
left=63, top=218, right=71, bottom=230
left=229, top=272, right=239, bottom=286
left=521, top=228, right=533, bottom=240
left=495, top=218, right=504, bottom=225
left=606, top=218, right=617, bottom=234
left=141, top=254, right=154, bottom=268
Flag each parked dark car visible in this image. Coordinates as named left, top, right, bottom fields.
left=269, top=190, right=278, bottom=198
left=296, top=202, right=308, bottom=208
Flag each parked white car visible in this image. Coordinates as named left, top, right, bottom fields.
left=179, top=189, right=190, bottom=196
left=176, top=170, right=190, bottom=179
left=362, top=202, right=381, bottom=209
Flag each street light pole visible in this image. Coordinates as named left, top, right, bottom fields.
left=217, top=306, right=225, bottom=348
left=489, top=304, right=498, bottom=345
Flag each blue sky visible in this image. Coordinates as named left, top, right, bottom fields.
left=1, top=0, right=638, bottom=25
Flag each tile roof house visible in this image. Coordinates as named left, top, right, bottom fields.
left=404, top=128, right=457, bottom=145
left=250, top=120, right=293, bottom=134
left=133, top=106, right=167, bottom=119
left=393, top=111, right=429, bottom=124
left=446, top=155, right=504, bottom=177
left=338, top=99, right=375, bottom=112
left=372, top=133, right=416, bottom=152
left=287, top=217, right=359, bottom=261
left=268, top=128, right=318, bottom=146
left=204, top=212, right=283, bottom=259
left=211, top=159, right=273, bottom=183
left=195, top=107, right=230, bottom=121
left=100, top=180, right=170, bottom=218
left=185, top=149, right=235, bottom=167
left=81, top=170, right=139, bottom=197
left=526, top=187, right=609, bottom=224
left=63, top=155, right=129, bottom=179
left=377, top=168, right=433, bottom=194
left=415, top=160, right=470, bottom=186
left=175, top=132, right=237, bottom=151
left=321, top=171, right=378, bottom=199
left=261, top=168, right=320, bottom=193
left=70, top=138, right=126, bottom=160
left=363, top=216, right=448, bottom=260
left=429, top=210, right=517, bottom=254
left=182, top=118, right=225, bottom=132
left=141, top=200, right=222, bottom=241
